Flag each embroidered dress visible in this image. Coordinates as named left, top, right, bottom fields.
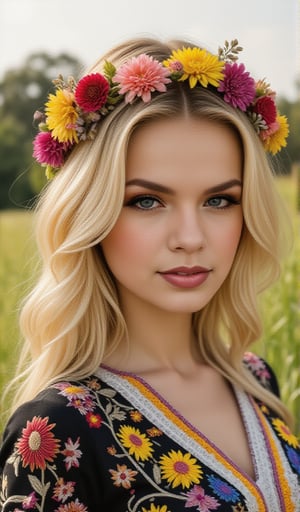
left=0, top=355, right=299, bottom=511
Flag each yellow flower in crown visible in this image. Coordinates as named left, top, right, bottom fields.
left=164, top=47, right=224, bottom=88
left=262, top=114, right=289, bottom=155
left=45, top=89, right=79, bottom=144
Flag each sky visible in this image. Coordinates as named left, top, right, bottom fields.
left=0, top=0, right=299, bottom=100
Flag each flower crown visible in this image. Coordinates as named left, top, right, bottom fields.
left=33, top=39, right=289, bottom=179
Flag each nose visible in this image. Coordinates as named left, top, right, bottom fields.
left=168, top=205, right=206, bottom=253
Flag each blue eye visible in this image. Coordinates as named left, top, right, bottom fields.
left=206, top=195, right=240, bottom=209
left=127, top=195, right=162, bottom=210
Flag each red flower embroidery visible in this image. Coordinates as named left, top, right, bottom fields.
left=75, top=73, right=109, bottom=112
left=16, top=416, right=60, bottom=471
left=86, top=412, right=102, bottom=428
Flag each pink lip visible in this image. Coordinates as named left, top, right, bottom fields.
left=159, top=266, right=211, bottom=289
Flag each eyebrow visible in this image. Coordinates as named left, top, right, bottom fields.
left=125, top=178, right=242, bottom=195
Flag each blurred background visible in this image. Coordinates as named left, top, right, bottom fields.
left=0, top=0, right=299, bottom=430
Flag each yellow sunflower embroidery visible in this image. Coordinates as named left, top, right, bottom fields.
left=272, top=418, right=299, bottom=448
left=117, top=425, right=153, bottom=461
left=159, top=450, right=202, bottom=489
left=142, top=504, right=171, bottom=512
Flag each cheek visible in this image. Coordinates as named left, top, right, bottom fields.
left=102, top=221, right=150, bottom=267
left=214, top=215, right=243, bottom=256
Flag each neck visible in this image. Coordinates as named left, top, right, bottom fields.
left=104, top=303, right=201, bottom=374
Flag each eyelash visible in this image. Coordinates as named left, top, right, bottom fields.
left=126, top=194, right=240, bottom=211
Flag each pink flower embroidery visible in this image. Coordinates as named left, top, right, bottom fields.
left=52, top=478, right=75, bottom=503
left=22, top=491, right=38, bottom=509
left=218, top=62, right=256, bottom=111
left=185, top=485, right=220, bottom=511
left=114, top=54, right=171, bottom=103
left=61, top=437, right=82, bottom=471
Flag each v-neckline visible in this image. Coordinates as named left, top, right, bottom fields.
left=97, top=364, right=295, bottom=511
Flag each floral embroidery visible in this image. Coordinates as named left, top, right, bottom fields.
left=109, top=463, right=138, bottom=488
left=147, top=426, right=163, bottom=437
left=285, top=446, right=300, bottom=474
left=22, top=491, right=38, bottom=509
left=55, top=499, right=87, bottom=511
left=159, top=450, right=202, bottom=489
left=207, top=475, right=240, bottom=503
left=85, top=411, right=102, bottom=428
left=130, top=409, right=143, bottom=422
left=117, top=425, right=154, bottom=461
left=184, top=484, right=220, bottom=510
left=272, top=418, right=300, bottom=448
left=16, top=416, right=60, bottom=471
left=141, top=504, right=171, bottom=512
left=52, top=478, right=75, bottom=502
left=1, top=355, right=300, bottom=511
left=243, top=352, right=271, bottom=387
left=61, top=437, right=82, bottom=470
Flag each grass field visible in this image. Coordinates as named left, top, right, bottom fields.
left=0, top=175, right=299, bottom=433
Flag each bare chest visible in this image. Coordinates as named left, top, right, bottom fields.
left=142, top=371, right=256, bottom=480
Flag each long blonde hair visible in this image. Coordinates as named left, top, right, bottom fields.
left=9, top=38, right=292, bottom=425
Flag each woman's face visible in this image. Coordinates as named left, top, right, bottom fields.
left=101, top=117, right=243, bottom=317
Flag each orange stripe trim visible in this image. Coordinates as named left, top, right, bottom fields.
left=253, top=403, right=295, bottom=512
left=125, top=375, right=266, bottom=511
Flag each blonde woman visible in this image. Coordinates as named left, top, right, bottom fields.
left=0, top=37, right=299, bottom=511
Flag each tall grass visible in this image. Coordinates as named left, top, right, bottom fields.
left=254, top=175, right=300, bottom=432
left=0, top=211, right=37, bottom=397
left=0, top=175, right=299, bottom=432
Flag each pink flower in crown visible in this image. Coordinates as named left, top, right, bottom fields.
left=218, top=62, right=256, bottom=111
left=33, top=131, right=69, bottom=168
left=114, top=54, right=171, bottom=103
left=75, top=73, right=110, bottom=112
left=252, top=95, right=277, bottom=126
left=259, top=120, right=280, bottom=141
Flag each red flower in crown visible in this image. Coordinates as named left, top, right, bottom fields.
left=252, top=95, right=277, bottom=126
left=75, top=73, right=110, bottom=112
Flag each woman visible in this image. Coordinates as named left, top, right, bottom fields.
left=0, top=37, right=299, bottom=511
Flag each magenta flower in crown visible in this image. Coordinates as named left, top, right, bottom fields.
left=75, top=73, right=110, bottom=112
left=218, top=62, right=256, bottom=111
left=114, top=54, right=171, bottom=104
left=252, top=95, right=277, bottom=126
left=33, top=131, right=68, bottom=168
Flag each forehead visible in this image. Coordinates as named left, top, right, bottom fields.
left=126, top=117, right=242, bottom=183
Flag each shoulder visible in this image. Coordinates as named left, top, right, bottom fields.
left=242, top=351, right=280, bottom=397
left=0, top=376, right=106, bottom=467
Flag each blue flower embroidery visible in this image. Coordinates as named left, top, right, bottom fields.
left=207, top=475, right=240, bottom=503
left=286, top=446, right=300, bottom=474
